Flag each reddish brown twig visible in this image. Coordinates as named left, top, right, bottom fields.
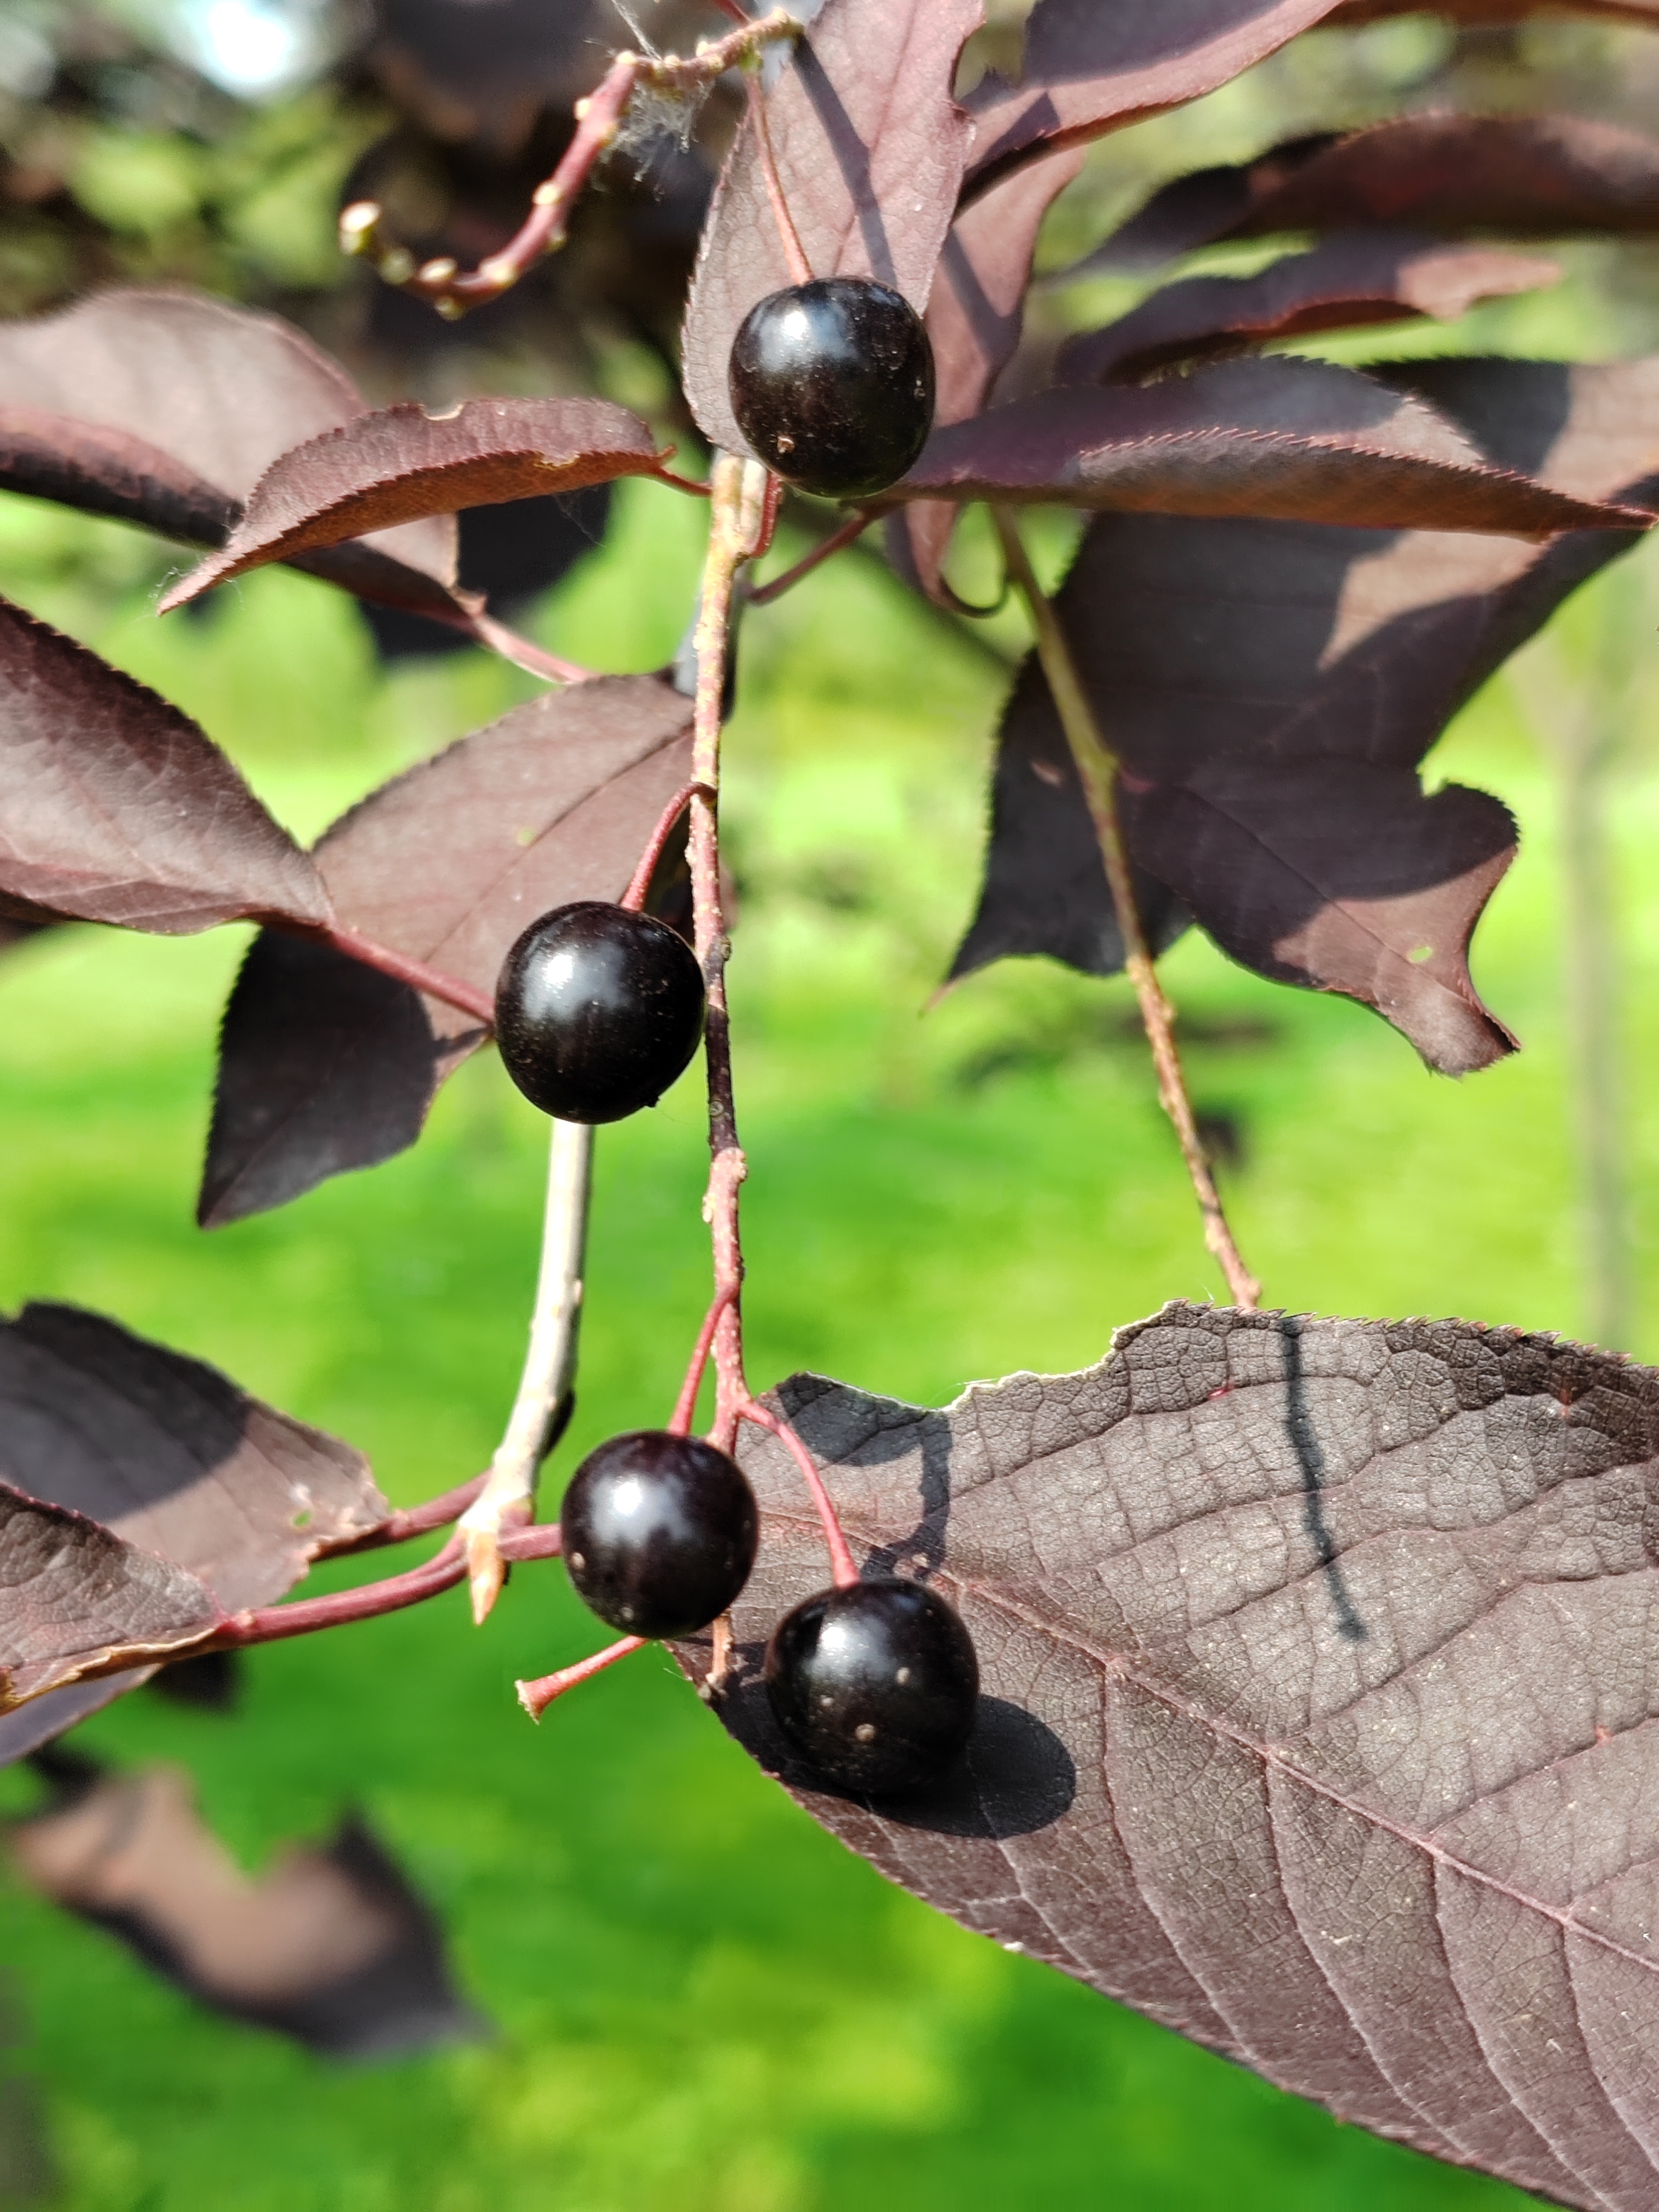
left=517, top=1637, right=646, bottom=1719
left=319, top=1472, right=489, bottom=1557
left=309, top=923, right=495, bottom=1028
left=746, top=514, right=871, bottom=606
left=496, top=1523, right=565, bottom=1563
left=991, top=509, right=1261, bottom=1311
left=219, top=1534, right=469, bottom=1647
left=739, top=1399, right=858, bottom=1588
left=620, top=781, right=716, bottom=913
left=669, top=1284, right=740, bottom=1435
left=688, top=456, right=772, bottom=1451
left=341, top=12, right=800, bottom=319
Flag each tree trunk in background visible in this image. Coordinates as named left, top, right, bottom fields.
left=1523, top=590, right=1644, bottom=1354
left=1556, top=732, right=1632, bottom=1350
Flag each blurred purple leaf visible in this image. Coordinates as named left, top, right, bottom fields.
left=0, top=598, right=329, bottom=935
left=962, top=0, right=1349, bottom=196
left=682, top=0, right=982, bottom=458
left=1057, top=232, right=1561, bottom=385
left=680, top=1301, right=1659, bottom=2209
left=1075, top=114, right=1659, bottom=277
left=0, top=288, right=460, bottom=620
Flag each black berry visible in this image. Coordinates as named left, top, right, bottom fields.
left=561, top=1430, right=759, bottom=1638
left=495, top=902, right=705, bottom=1124
left=765, top=1578, right=979, bottom=1794
left=729, top=277, right=934, bottom=501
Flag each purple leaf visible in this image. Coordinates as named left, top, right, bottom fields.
left=1057, top=232, right=1561, bottom=386
left=947, top=659, right=1191, bottom=985
left=1331, top=0, right=1659, bottom=21
left=200, top=674, right=695, bottom=1225
left=680, top=1303, right=1659, bottom=2207
left=955, top=354, right=1659, bottom=1071
left=159, top=399, right=668, bottom=612
left=1078, top=114, right=1659, bottom=276
left=9, top=1775, right=482, bottom=2056
left=885, top=357, right=1644, bottom=536
left=681, top=0, right=983, bottom=458
left=888, top=147, right=1085, bottom=606
left=0, top=288, right=458, bottom=617
left=0, top=597, right=329, bottom=934
left=0, top=1302, right=387, bottom=1722
left=962, top=0, right=1348, bottom=196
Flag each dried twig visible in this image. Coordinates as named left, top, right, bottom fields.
left=341, top=11, right=800, bottom=319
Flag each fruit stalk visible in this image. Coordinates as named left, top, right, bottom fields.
left=460, top=1114, right=595, bottom=1620
left=991, top=509, right=1261, bottom=1313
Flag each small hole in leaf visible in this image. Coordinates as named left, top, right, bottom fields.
left=292, top=1507, right=313, bottom=1529
left=1408, top=943, right=1434, bottom=964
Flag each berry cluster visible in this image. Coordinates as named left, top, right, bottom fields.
left=495, top=897, right=977, bottom=1791
left=491, top=275, right=960, bottom=1794
left=559, top=1423, right=977, bottom=1794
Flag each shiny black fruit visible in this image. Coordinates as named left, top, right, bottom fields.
left=495, top=902, right=705, bottom=1124
left=728, top=277, right=934, bottom=501
left=562, top=1430, right=759, bottom=1638
left=765, top=1577, right=979, bottom=1794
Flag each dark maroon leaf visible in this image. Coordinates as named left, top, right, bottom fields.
left=682, top=1303, right=1659, bottom=2207
left=962, top=0, right=1347, bottom=197
left=199, top=934, right=454, bottom=1232
left=0, top=404, right=236, bottom=548
left=0, top=597, right=329, bottom=935
left=1076, top=115, right=1659, bottom=278
left=1330, top=0, right=1659, bottom=20
left=0, top=288, right=458, bottom=617
left=885, top=357, right=1641, bottom=536
left=948, top=664, right=1191, bottom=985
left=957, top=354, right=1659, bottom=1071
left=201, top=674, right=695, bottom=1226
left=0, top=917, right=48, bottom=957
left=681, top=0, right=982, bottom=459
left=888, top=147, right=1085, bottom=606
left=0, top=1486, right=220, bottom=1716
left=1057, top=233, right=1560, bottom=386
left=0, top=1302, right=387, bottom=1720
left=159, top=400, right=666, bottom=612
left=8, top=1768, right=482, bottom=2056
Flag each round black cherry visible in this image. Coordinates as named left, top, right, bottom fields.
left=764, top=1577, right=979, bottom=1794
left=561, top=1430, right=759, bottom=1639
left=495, top=902, right=705, bottom=1124
left=728, top=276, right=935, bottom=501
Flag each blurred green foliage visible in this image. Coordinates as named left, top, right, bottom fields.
left=0, top=467, right=1657, bottom=2208
left=7, top=7, right=1659, bottom=2204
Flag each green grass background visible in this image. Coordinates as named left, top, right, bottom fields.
left=2, top=473, right=1658, bottom=2212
